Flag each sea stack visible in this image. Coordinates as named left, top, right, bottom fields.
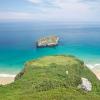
left=37, top=36, right=59, bottom=47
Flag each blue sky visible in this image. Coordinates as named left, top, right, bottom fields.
left=0, top=0, right=100, bottom=22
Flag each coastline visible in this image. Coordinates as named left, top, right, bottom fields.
left=86, top=64, right=100, bottom=80
left=0, top=63, right=100, bottom=85
left=0, top=74, right=16, bottom=85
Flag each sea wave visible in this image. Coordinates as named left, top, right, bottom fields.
left=86, top=64, right=100, bottom=69
left=0, top=74, right=16, bottom=77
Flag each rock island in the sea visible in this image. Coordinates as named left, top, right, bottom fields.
left=37, top=36, right=59, bottom=47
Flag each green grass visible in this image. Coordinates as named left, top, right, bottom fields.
left=0, top=55, right=100, bottom=100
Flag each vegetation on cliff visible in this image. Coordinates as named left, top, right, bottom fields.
left=0, top=55, right=100, bottom=100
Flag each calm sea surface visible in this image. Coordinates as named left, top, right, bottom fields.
left=0, top=22, right=100, bottom=74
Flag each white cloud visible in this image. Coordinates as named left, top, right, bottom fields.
left=0, top=12, right=34, bottom=21
left=27, top=0, right=41, bottom=4
left=0, top=0, right=100, bottom=22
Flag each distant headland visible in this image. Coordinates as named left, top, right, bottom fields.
left=37, top=36, right=59, bottom=47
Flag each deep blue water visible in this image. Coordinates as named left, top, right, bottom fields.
left=0, top=22, right=100, bottom=74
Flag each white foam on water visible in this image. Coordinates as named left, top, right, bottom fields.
left=86, top=64, right=95, bottom=69
left=86, top=64, right=100, bottom=69
left=94, top=64, right=100, bottom=67
left=0, top=74, right=16, bottom=78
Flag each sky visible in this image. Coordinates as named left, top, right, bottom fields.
left=0, top=0, right=100, bottom=22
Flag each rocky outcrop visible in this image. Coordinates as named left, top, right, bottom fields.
left=78, top=77, right=92, bottom=92
left=37, top=36, right=59, bottom=47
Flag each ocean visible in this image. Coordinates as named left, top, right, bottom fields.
left=0, top=22, right=100, bottom=76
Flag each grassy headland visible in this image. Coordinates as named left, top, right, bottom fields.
left=0, top=55, right=100, bottom=100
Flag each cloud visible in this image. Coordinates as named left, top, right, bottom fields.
left=26, top=0, right=99, bottom=12
left=27, top=0, right=41, bottom=4
left=80, top=0, right=99, bottom=2
left=27, top=0, right=100, bottom=7
left=0, top=12, right=34, bottom=21
left=0, top=0, right=100, bottom=22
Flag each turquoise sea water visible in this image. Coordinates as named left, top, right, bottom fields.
left=0, top=22, right=100, bottom=75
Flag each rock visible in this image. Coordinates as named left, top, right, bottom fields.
left=37, top=36, right=59, bottom=47
left=66, top=71, right=68, bottom=75
left=78, top=77, right=92, bottom=92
